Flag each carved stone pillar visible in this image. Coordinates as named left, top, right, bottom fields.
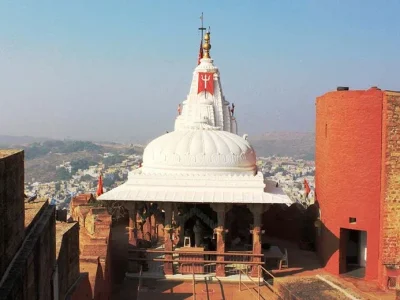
left=127, top=202, right=138, bottom=246
left=144, top=214, right=151, bottom=242
left=126, top=202, right=139, bottom=273
left=136, top=202, right=145, bottom=241
left=172, top=206, right=181, bottom=246
left=211, top=203, right=228, bottom=277
left=150, top=214, right=157, bottom=243
left=160, top=202, right=174, bottom=275
left=248, top=204, right=269, bottom=277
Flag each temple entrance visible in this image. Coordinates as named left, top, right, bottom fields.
left=340, top=229, right=367, bottom=278
left=226, top=205, right=254, bottom=251
left=180, top=204, right=217, bottom=249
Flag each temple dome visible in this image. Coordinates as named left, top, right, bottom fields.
left=142, top=130, right=257, bottom=175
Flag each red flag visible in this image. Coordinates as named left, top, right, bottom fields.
left=304, top=179, right=311, bottom=198
left=197, top=72, right=214, bottom=95
left=96, top=174, right=104, bottom=197
left=197, top=38, right=203, bottom=65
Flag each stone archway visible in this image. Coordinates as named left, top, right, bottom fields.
left=176, top=204, right=217, bottom=247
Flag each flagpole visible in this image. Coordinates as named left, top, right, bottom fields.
left=198, top=12, right=207, bottom=98
left=199, top=12, right=206, bottom=43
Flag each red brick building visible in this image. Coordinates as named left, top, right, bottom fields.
left=315, top=87, right=400, bottom=290
left=69, top=194, right=113, bottom=300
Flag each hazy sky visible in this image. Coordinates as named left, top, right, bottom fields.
left=1, top=1, right=399, bottom=143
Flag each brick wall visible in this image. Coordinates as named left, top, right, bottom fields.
left=0, top=150, right=24, bottom=278
left=381, top=91, right=400, bottom=265
left=0, top=202, right=56, bottom=300
left=57, top=222, right=80, bottom=300
left=315, top=88, right=383, bottom=280
left=67, top=273, right=93, bottom=300
left=70, top=197, right=112, bottom=300
left=380, top=92, right=400, bottom=290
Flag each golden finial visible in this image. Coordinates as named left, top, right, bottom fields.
left=203, top=28, right=211, bottom=59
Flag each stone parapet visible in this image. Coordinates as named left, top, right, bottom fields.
left=56, top=222, right=80, bottom=300
left=0, top=150, right=24, bottom=278
left=0, top=201, right=55, bottom=300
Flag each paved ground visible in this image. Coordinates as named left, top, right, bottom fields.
left=276, top=276, right=355, bottom=299
left=110, top=225, right=397, bottom=300
left=264, top=236, right=397, bottom=300
left=118, top=278, right=279, bottom=300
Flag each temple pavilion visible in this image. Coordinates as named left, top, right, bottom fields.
left=98, top=28, right=292, bottom=278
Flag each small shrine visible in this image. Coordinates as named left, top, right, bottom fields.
left=99, top=24, right=292, bottom=278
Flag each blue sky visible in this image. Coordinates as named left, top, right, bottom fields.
left=0, top=1, right=399, bottom=142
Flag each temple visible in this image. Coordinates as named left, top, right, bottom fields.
left=98, top=28, right=292, bottom=278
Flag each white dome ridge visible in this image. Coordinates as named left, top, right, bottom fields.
left=142, top=129, right=257, bottom=176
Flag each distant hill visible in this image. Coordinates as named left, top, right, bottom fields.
left=248, top=132, right=315, bottom=160
left=0, top=137, right=145, bottom=183
left=1, top=132, right=314, bottom=182
left=0, top=135, right=51, bottom=147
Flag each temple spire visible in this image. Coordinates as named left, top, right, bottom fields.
left=198, top=13, right=206, bottom=65
left=203, top=28, right=211, bottom=59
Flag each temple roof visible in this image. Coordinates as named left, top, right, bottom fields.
left=142, top=130, right=256, bottom=175
left=98, top=171, right=291, bottom=204
left=99, top=26, right=293, bottom=206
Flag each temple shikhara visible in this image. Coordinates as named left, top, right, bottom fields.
left=98, top=28, right=292, bottom=278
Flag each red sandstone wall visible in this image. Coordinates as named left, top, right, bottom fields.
left=0, top=150, right=25, bottom=277
left=379, top=92, right=400, bottom=288
left=58, top=223, right=81, bottom=300
left=69, top=274, right=93, bottom=300
left=0, top=203, right=56, bottom=299
left=315, top=88, right=383, bottom=280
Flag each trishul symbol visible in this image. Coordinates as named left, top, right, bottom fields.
left=201, top=74, right=211, bottom=88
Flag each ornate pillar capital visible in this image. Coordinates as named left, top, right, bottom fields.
left=214, top=227, right=228, bottom=235
left=249, top=227, right=264, bottom=235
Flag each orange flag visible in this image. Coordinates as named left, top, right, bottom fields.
left=96, top=174, right=104, bottom=197
left=197, top=38, right=203, bottom=65
left=304, top=179, right=311, bottom=198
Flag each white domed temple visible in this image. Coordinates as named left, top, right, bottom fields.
left=99, top=29, right=292, bottom=278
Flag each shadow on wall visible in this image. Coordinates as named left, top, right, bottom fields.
left=69, top=273, right=93, bottom=300
left=262, top=203, right=321, bottom=250
left=262, top=200, right=339, bottom=263
left=93, top=241, right=112, bottom=300
left=313, top=200, right=340, bottom=270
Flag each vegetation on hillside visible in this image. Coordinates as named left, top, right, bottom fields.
left=70, top=158, right=97, bottom=174
left=56, top=167, right=71, bottom=181
left=103, top=155, right=125, bottom=167
left=24, top=140, right=103, bottom=160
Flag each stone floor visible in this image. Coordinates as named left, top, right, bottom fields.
left=110, top=224, right=397, bottom=300
left=343, top=265, right=366, bottom=279
left=118, top=278, right=279, bottom=300
left=262, top=236, right=397, bottom=299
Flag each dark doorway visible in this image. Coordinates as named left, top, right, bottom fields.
left=226, top=205, right=254, bottom=251
left=339, top=228, right=367, bottom=278
left=182, top=204, right=217, bottom=248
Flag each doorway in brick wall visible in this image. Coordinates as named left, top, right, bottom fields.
left=339, top=228, right=367, bottom=278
